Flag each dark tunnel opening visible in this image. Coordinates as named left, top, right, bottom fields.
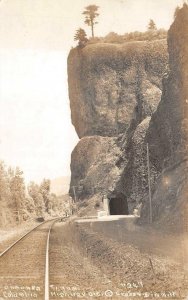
left=108, top=193, right=129, bottom=215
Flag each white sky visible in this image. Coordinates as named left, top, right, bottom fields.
left=0, top=0, right=183, bottom=183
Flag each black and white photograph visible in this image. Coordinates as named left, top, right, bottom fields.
left=0, top=0, right=188, bottom=299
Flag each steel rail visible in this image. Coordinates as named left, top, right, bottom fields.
left=0, top=218, right=58, bottom=258
left=44, top=217, right=67, bottom=300
left=0, top=216, right=67, bottom=300
left=45, top=217, right=68, bottom=300
left=44, top=220, right=56, bottom=300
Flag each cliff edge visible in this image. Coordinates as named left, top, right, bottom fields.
left=68, top=5, right=188, bottom=231
left=68, top=40, right=167, bottom=138
left=68, top=39, right=168, bottom=216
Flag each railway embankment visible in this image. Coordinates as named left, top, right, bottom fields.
left=50, top=220, right=188, bottom=299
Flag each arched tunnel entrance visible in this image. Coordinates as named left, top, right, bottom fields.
left=108, top=192, right=129, bottom=215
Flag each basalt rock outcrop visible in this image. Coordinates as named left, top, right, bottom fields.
left=68, top=5, right=188, bottom=231
left=70, top=136, right=122, bottom=199
left=68, top=39, right=168, bottom=215
left=142, top=4, right=188, bottom=230
left=147, top=5, right=188, bottom=169
left=68, top=41, right=167, bottom=139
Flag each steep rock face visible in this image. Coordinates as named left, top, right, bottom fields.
left=68, top=5, right=188, bottom=229
left=70, top=136, right=122, bottom=199
left=68, top=40, right=168, bottom=211
left=68, top=41, right=167, bottom=139
left=143, top=4, right=188, bottom=228
left=145, top=159, right=188, bottom=230
left=118, top=117, right=158, bottom=211
left=147, top=5, right=188, bottom=168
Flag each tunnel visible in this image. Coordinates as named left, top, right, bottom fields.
left=108, top=192, right=129, bottom=215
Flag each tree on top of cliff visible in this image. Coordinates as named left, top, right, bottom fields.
left=74, top=28, right=88, bottom=47
left=82, top=4, right=99, bottom=38
left=147, top=19, right=157, bottom=31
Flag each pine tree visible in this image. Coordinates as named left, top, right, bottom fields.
left=148, top=19, right=157, bottom=31
left=82, top=5, right=99, bottom=37
left=74, top=28, right=88, bottom=47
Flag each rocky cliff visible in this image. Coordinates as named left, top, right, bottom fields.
left=68, top=39, right=168, bottom=215
left=68, top=41, right=167, bottom=139
left=68, top=4, right=188, bottom=231
left=143, top=4, right=188, bottom=230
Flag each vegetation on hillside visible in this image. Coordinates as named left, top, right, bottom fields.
left=0, top=160, right=68, bottom=227
left=74, top=28, right=88, bottom=47
left=74, top=4, right=167, bottom=47
left=88, top=28, right=167, bottom=45
left=74, top=27, right=167, bottom=48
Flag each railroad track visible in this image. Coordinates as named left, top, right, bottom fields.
left=0, top=217, right=67, bottom=300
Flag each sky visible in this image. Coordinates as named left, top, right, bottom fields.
left=0, top=0, right=183, bottom=184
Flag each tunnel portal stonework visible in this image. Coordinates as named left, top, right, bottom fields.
left=108, top=192, right=129, bottom=215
